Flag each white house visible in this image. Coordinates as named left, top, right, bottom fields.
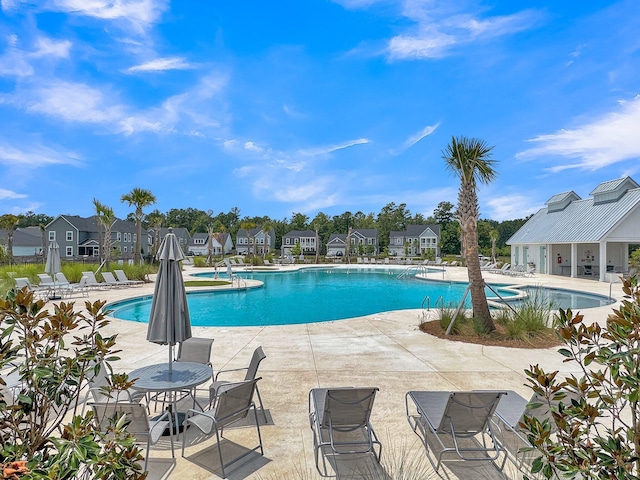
left=388, top=225, right=440, bottom=257
left=507, top=176, right=640, bottom=281
left=187, top=232, right=233, bottom=256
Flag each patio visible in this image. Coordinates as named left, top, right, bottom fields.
left=67, top=264, right=622, bottom=479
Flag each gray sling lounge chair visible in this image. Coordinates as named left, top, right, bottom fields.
left=491, top=389, right=579, bottom=473
left=90, top=401, right=173, bottom=471
left=406, top=390, right=507, bottom=472
left=114, top=269, right=144, bottom=286
left=210, top=346, right=267, bottom=423
left=182, top=379, right=264, bottom=479
left=309, top=387, right=382, bottom=477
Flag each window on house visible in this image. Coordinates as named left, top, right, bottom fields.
left=66, top=246, right=73, bottom=257
left=117, top=232, right=122, bottom=241
left=66, top=231, right=73, bottom=241
left=49, top=231, right=56, bottom=241
left=285, top=238, right=290, bottom=245
left=124, top=246, right=128, bottom=252
left=133, top=234, right=136, bottom=243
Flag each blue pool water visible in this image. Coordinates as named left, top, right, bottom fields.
left=106, top=268, right=613, bottom=327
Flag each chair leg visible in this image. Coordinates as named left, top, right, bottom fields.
left=255, top=385, right=268, bottom=424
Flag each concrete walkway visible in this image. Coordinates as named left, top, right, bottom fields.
left=64, top=263, right=624, bottom=480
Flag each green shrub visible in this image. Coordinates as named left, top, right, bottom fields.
left=438, top=304, right=467, bottom=334
left=192, top=256, right=207, bottom=267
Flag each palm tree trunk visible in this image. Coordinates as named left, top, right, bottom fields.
left=459, top=185, right=494, bottom=332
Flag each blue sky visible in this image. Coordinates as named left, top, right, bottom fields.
left=1, top=1, right=639, bottom=222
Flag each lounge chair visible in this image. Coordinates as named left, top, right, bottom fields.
left=114, top=269, right=144, bottom=286
left=405, top=390, right=507, bottom=472
left=481, top=262, right=498, bottom=271
left=309, top=387, right=382, bottom=477
left=182, top=379, right=264, bottom=478
left=58, top=275, right=90, bottom=298
left=90, top=401, right=173, bottom=471
left=101, top=271, right=127, bottom=288
left=14, top=277, right=50, bottom=300
left=82, top=271, right=109, bottom=289
left=209, top=346, right=267, bottom=423
left=37, top=273, right=55, bottom=286
left=54, top=272, right=72, bottom=286
left=491, top=389, right=579, bottom=473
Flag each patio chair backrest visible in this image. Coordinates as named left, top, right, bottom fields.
left=214, top=378, right=259, bottom=427
left=440, top=391, right=504, bottom=435
left=55, top=272, right=69, bottom=283
left=14, top=278, right=31, bottom=289
left=102, top=272, right=119, bottom=284
left=177, top=337, right=214, bottom=365
left=38, top=273, right=54, bottom=285
left=245, top=346, right=266, bottom=381
left=82, top=271, right=101, bottom=285
left=321, top=387, right=378, bottom=429
left=91, top=401, right=150, bottom=437
left=520, top=390, right=580, bottom=433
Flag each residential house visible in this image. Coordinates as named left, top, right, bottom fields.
left=388, top=225, right=440, bottom=257
left=235, top=227, right=275, bottom=255
left=148, top=227, right=191, bottom=256
left=45, top=215, right=151, bottom=260
left=0, top=226, right=44, bottom=257
left=282, top=230, right=317, bottom=255
left=187, top=232, right=233, bottom=256
left=326, top=229, right=379, bottom=257
left=507, top=176, right=640, bottom=281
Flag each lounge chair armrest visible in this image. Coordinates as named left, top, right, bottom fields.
left=213, top=366, right=249, bottom=382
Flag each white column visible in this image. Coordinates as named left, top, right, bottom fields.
left=599, top=241, right=607, bottom=282
left=571, top=243, right=578, bottom=278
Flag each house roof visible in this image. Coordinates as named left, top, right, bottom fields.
left=390, top=224, right=440, bottom=237
left=282, top=230, right=316, bottom=238
left=590, top=176, right=639, bottom=195
left=328, top=234, right=346, bottom=244
left=545, top=191, right=580, bottom=205
left=0, top=227, right=42, bottom=247
left=507, top=186, right=640, bottom=244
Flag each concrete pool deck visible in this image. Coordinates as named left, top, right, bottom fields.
left=60, top=263, right=626, bottom=479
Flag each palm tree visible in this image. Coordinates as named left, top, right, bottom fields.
left=443, top=136, right=498, bottom=333
left=489, top=229, right=499, bottom=264
left=93, top=199, right=115, bottom=269
left=0, top=214, right=19, bottom=264
left=240, top=221, right=256, bottom=257
left=121, top=188, right=157, bottom=265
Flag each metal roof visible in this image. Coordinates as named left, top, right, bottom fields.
left=545, top=191, right=579, bottom=205
left=507, top=187, right=640, bottom=244
left=590, top=176, right=639, bottom=195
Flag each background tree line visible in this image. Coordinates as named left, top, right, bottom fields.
left=127, top=201, right=529, bottom=257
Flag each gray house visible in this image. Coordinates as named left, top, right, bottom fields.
left=45, top=215, right=151, bottom=260
left=507, top=176, right=640, bottom=281
left=388, top=225, right=440, bottom=257
left=236, top=227, right=275, bottom=255
left=148, top=227, right=191, bottom=256
left=326, top=229, right=379, bottom=256
left=0, top=226, right=44, bottom=257
left=282, top=230, right=317, bottom=255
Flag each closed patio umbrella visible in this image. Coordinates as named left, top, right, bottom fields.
left=44, top=240, right=61, bottom=300
left=147, top=228, right=192, bottom=373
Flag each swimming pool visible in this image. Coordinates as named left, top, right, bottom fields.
left=106, top=267, right=614, bottom=327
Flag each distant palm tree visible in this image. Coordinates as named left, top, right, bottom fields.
left=93, top=199, right=115, bottom=269
left=121, top=188, right=156, bottom=264
left=443, top=136, right=498, bottom=333
left=0, top=214, right=19, bottom=264
left=490, top=229, right=499, bottom=264
left=240, top=221, right=256, bottom=256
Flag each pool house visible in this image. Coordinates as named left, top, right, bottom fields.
left=507, top=176, right=640, bottom=282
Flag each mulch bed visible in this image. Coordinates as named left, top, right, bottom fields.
left=419, top=320, right=562, bottom=349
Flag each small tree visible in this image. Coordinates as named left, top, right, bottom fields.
left=520, top=275, right=640, bottom=479
left=0, top=290, right=146, bottom=478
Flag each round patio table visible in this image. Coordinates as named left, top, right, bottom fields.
left=130, top=361, right=212, bottom=436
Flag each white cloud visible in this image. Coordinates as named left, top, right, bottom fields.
left=127, top=56, right=194, bottom=73
left=386, top=4, right=541, bottom=60
left=21, top=81, right=126, bottom=123
left=0, top=142, right=82, bottom=167
left=31, top=37, right=72, bottom=58
left=395, top=122, right=440, bottom=153
left=0, top=189, right=27, bottom=200
left=297, top=138, right=370, bottom=156
left=0, top=35, right=71, bottom=78
left=49, top=0, right=168, bottom=32
left=244, top=141, right=263, bottom=152
left=485, top=194, right=541, bottom=221
left=517, top=95, right=640, bottom=172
